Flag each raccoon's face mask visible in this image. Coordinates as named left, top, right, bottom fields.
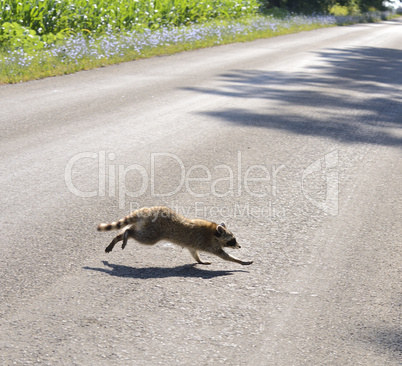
left=215, top=223, right=241, bottom=249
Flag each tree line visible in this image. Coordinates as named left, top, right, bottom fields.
left=266, top=0, right=387, bottom=13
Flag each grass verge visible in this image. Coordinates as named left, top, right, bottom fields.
left=0, top=11, right=400, bottom=84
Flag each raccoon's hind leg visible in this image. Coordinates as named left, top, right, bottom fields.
left=105, top=228, right=135, bottom=253
left=189, top=248, right=211, bottom=265
left=214, top=249, right=253, bottom=265
left=105, top=233, right=124, bottom=253
left=122, top=229, right=135, bottom=250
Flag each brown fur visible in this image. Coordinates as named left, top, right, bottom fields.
left=97, top=206, right=253, bottom=265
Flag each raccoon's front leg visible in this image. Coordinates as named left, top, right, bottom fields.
left=189, top=248, right=211, bottom=265
left=105, top=233, right=124, bottom=253
left=215, top=249, right=253, bottom=265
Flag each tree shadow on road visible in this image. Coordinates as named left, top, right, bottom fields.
left=183, top=46, right=402, bottom=146
left=362, top=327, right=402, bottom=361
left=83, top=260, right=247, bottom=279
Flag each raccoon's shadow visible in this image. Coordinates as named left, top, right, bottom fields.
left=83, top=261, right=247, bottom=279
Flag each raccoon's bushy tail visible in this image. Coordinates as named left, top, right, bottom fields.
left=97, top=215, right=134, bottom=232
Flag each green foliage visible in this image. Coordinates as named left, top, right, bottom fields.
left=0, top=0, right=261, bottom=37
left=264, top=0, right=386, bottom=13
left=265, top=0, right=333, bottom=14
left=0, top=21, right=44, bottom=49
left=264, top=6, right=290, bottom=18
left=0, top=0, right=396, bottom=84
left=0, top=14, right=336, bottom=84
left=329, top=1, right=360, bottom=16
left=0, top=20, right=72, bottom=49
left=329, top=4, right=349, bottom=16
left=359, top=0, right=386, bottom=12
left=346, top=0, right=360, bottom=15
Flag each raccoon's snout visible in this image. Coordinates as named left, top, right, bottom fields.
left=226, top=238, right=240, bottom=248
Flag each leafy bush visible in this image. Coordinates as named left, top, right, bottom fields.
left=347, top=0, right=360, bottom=15
left=329, top=1, right=360, bottom=16
left=0, top=21, right=44, bottom=50
left=329, top=4, right=349, bottom=16
left=0, top=20, right=72, bottom=49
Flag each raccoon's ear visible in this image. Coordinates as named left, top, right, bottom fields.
left=215, top=224, right=225, bottom=237
left=220, top=222, right=226, bottom=228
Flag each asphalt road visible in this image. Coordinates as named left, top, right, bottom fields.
left=1, top=18, right=401, bottom=365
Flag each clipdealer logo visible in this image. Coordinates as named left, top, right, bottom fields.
left=65, top=150, right=339, bottom=216
left=65, top=151, right=285, bottom=209
left=302, top=150, right=339, bottom=216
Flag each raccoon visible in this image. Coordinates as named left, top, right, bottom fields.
left=97, top=206, right=253, bottom=265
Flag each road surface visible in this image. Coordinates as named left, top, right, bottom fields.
left=1, top=18, right=401, bottom=365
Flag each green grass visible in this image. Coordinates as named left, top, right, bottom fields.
left=1, top=0, right=400, bottom=84
left=0, top=14, right=337, bottom=84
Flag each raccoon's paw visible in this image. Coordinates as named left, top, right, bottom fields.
left=241, top=260, right=253, bottom=265
left=197, top=261, right=212, bottom=265
left=105, top=245, right=113, bottom=253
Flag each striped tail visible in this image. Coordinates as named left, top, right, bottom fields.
left=97, top=215, right=133, bottom=232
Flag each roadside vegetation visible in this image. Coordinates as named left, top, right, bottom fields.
left=0, top=0, right=401, bottom=84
